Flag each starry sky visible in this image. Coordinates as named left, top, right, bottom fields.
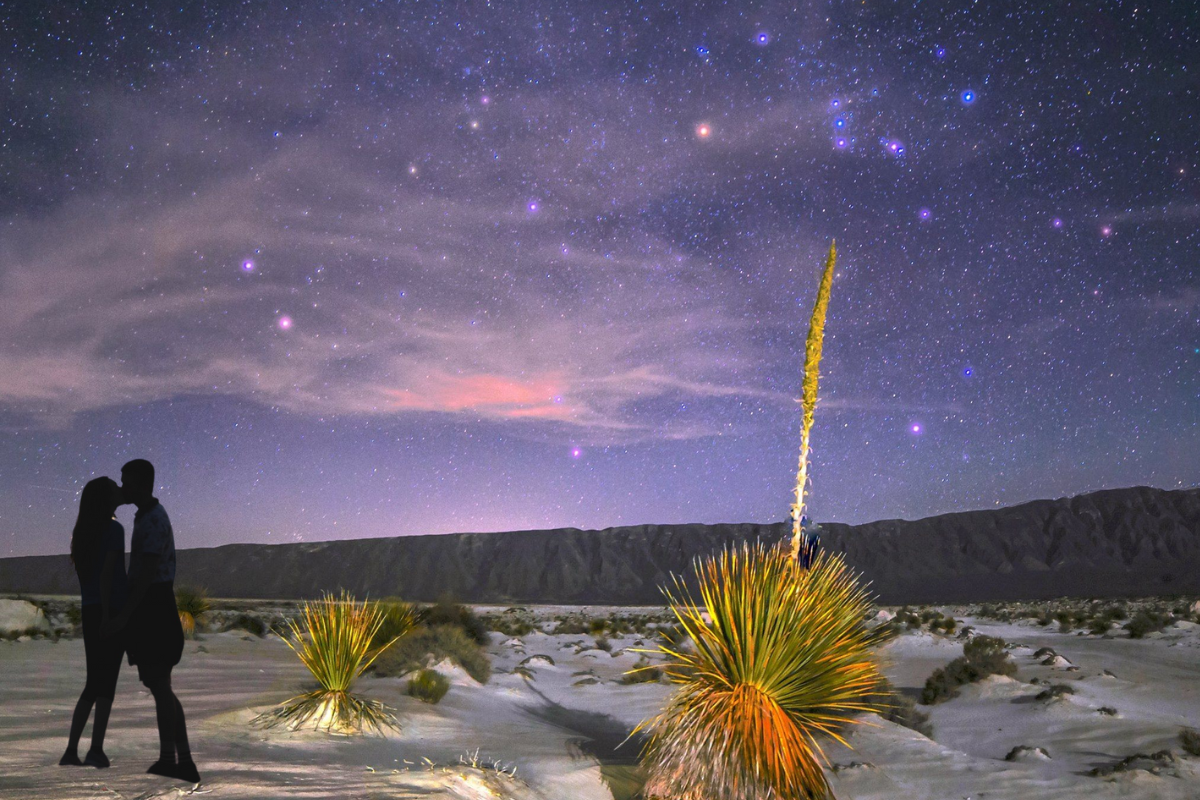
left=3, top=1, right=1198, bottom=558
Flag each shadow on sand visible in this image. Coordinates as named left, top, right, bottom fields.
left=521, top=692, right=648, bottom=800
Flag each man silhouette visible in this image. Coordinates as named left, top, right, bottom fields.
left=105, top=459, right=199, bottom=783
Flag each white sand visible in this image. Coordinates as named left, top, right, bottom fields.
left=2, top=612, right=1199, bottom=798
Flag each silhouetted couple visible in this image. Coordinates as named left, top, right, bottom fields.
left=61, top=459, right=200, bottom=784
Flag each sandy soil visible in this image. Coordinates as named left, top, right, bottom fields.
left=2, top=609, right=1199, bottom=799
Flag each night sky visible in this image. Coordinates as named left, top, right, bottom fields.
left=3, top=2, right=1197, bottom=558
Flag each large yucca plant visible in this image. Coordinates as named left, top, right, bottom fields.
left=791, top=241, right=837, bottom=561
left=638, top=543, right=887, bottom=800
left=252, top=591, right=410, bottom=735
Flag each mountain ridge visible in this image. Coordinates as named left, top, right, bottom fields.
left=2, top=485, right=1197, bottom=604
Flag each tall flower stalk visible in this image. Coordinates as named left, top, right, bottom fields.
left=638, top=240, right=880, bottom=800
left=791, top=241, right=838, bottom=562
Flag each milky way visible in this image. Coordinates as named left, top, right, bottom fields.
left=2, top=2, right=1197, bottom=556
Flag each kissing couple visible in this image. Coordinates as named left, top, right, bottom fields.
left=62, top=458, right=200, bottom=784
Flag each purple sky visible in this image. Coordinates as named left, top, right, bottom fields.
left=2, top=2, right=1197, bottom=557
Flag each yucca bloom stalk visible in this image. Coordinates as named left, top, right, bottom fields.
left=791, top=241, right=838, bottom=562
left=638, top=542, right=887, bottom=800
left=253, top=591, right=409, bottom=734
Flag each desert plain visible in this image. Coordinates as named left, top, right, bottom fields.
left=2, top=597, right=1199, bottom=800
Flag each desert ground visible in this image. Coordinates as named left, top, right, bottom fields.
left=2, top=598, right=1199, bottom=799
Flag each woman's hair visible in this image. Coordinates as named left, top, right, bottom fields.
left=70, top=477, right=117, bottom=575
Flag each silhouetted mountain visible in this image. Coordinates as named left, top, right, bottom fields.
left=3, top=486, right=1197, bottom=604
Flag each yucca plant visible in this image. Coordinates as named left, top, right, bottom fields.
left=638, top=542, right=887, bottom=800
left=638, top=243, right=885, bottom=798
left=175, top=585, right=210, bottom=639
left=252, top=591, right=410, bottom=734
left=791, top=241, right=837, bottom=562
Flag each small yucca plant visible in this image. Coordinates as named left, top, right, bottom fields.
left=638, top=542, right=887, bottom=800
left=253, top=591, right=409, bottom=734
left=175, top=586, right=210, bottom=639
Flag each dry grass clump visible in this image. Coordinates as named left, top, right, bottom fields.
left=920, top=635, right=1015, bottom=705
left=1181, top=727, right=1200, bottom=756
left=407, top=669, right=451, bottom=704
left=638, top=543, right=886, bottom=800
left=253, top=591, right=407, bottom=734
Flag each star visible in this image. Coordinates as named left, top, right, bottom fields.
left=241, top=259, right=255, bottom=272
left=1052, top=217, right=1064, bottom=228
left=277, top=315, right=293, bottom=331
left=754, top=31, right=770, bottom=46
left=695, top=123, right=712, bottom=139
left=960, top=89, right=976, bottom=105
left=918, top=208, right=932, bottom=221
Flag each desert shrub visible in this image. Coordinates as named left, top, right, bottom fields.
left=1088, top=750, right=1176, bottom=777
left=920, top=636, right=1015, bottom=705
left=372, top=624, right=491, bottom=684
left=894, top=607, right=921, bottom=629
left=407, top=669, right=450, bottom=704
left=252, top=592, right=404, bottom=734
left=1089, top=617, right=1112, bottom=635
left=594, top=636, right=612, bottom=652
left=64, top=602, right=83, bottom=632
left=620, top=657, right=663, bottom=684
left=1035, top=683, right=1075, bottom=701
left=930, top=616, right=957, bottom=635
left=1036, top=611, right=1053, bottom=626
left=226, top=613, right=267, bottom=637
left=1097, top=706, right=1119, bottom=716
left=864, top=679, right=932, bottom=737
left=552, top=617, right=588, bottom=634
left=1125, top=610, right=1173, bottom=639
left=1181, top=727, right=1200, bottom=756
left=489, top=616, right=535, bottom=637
left=371, top=598, right=419, bottom=649
left=420, top=597, right=489, bottom=645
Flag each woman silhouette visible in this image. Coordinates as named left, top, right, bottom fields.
left=60, top=476, right=128, bottom=768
